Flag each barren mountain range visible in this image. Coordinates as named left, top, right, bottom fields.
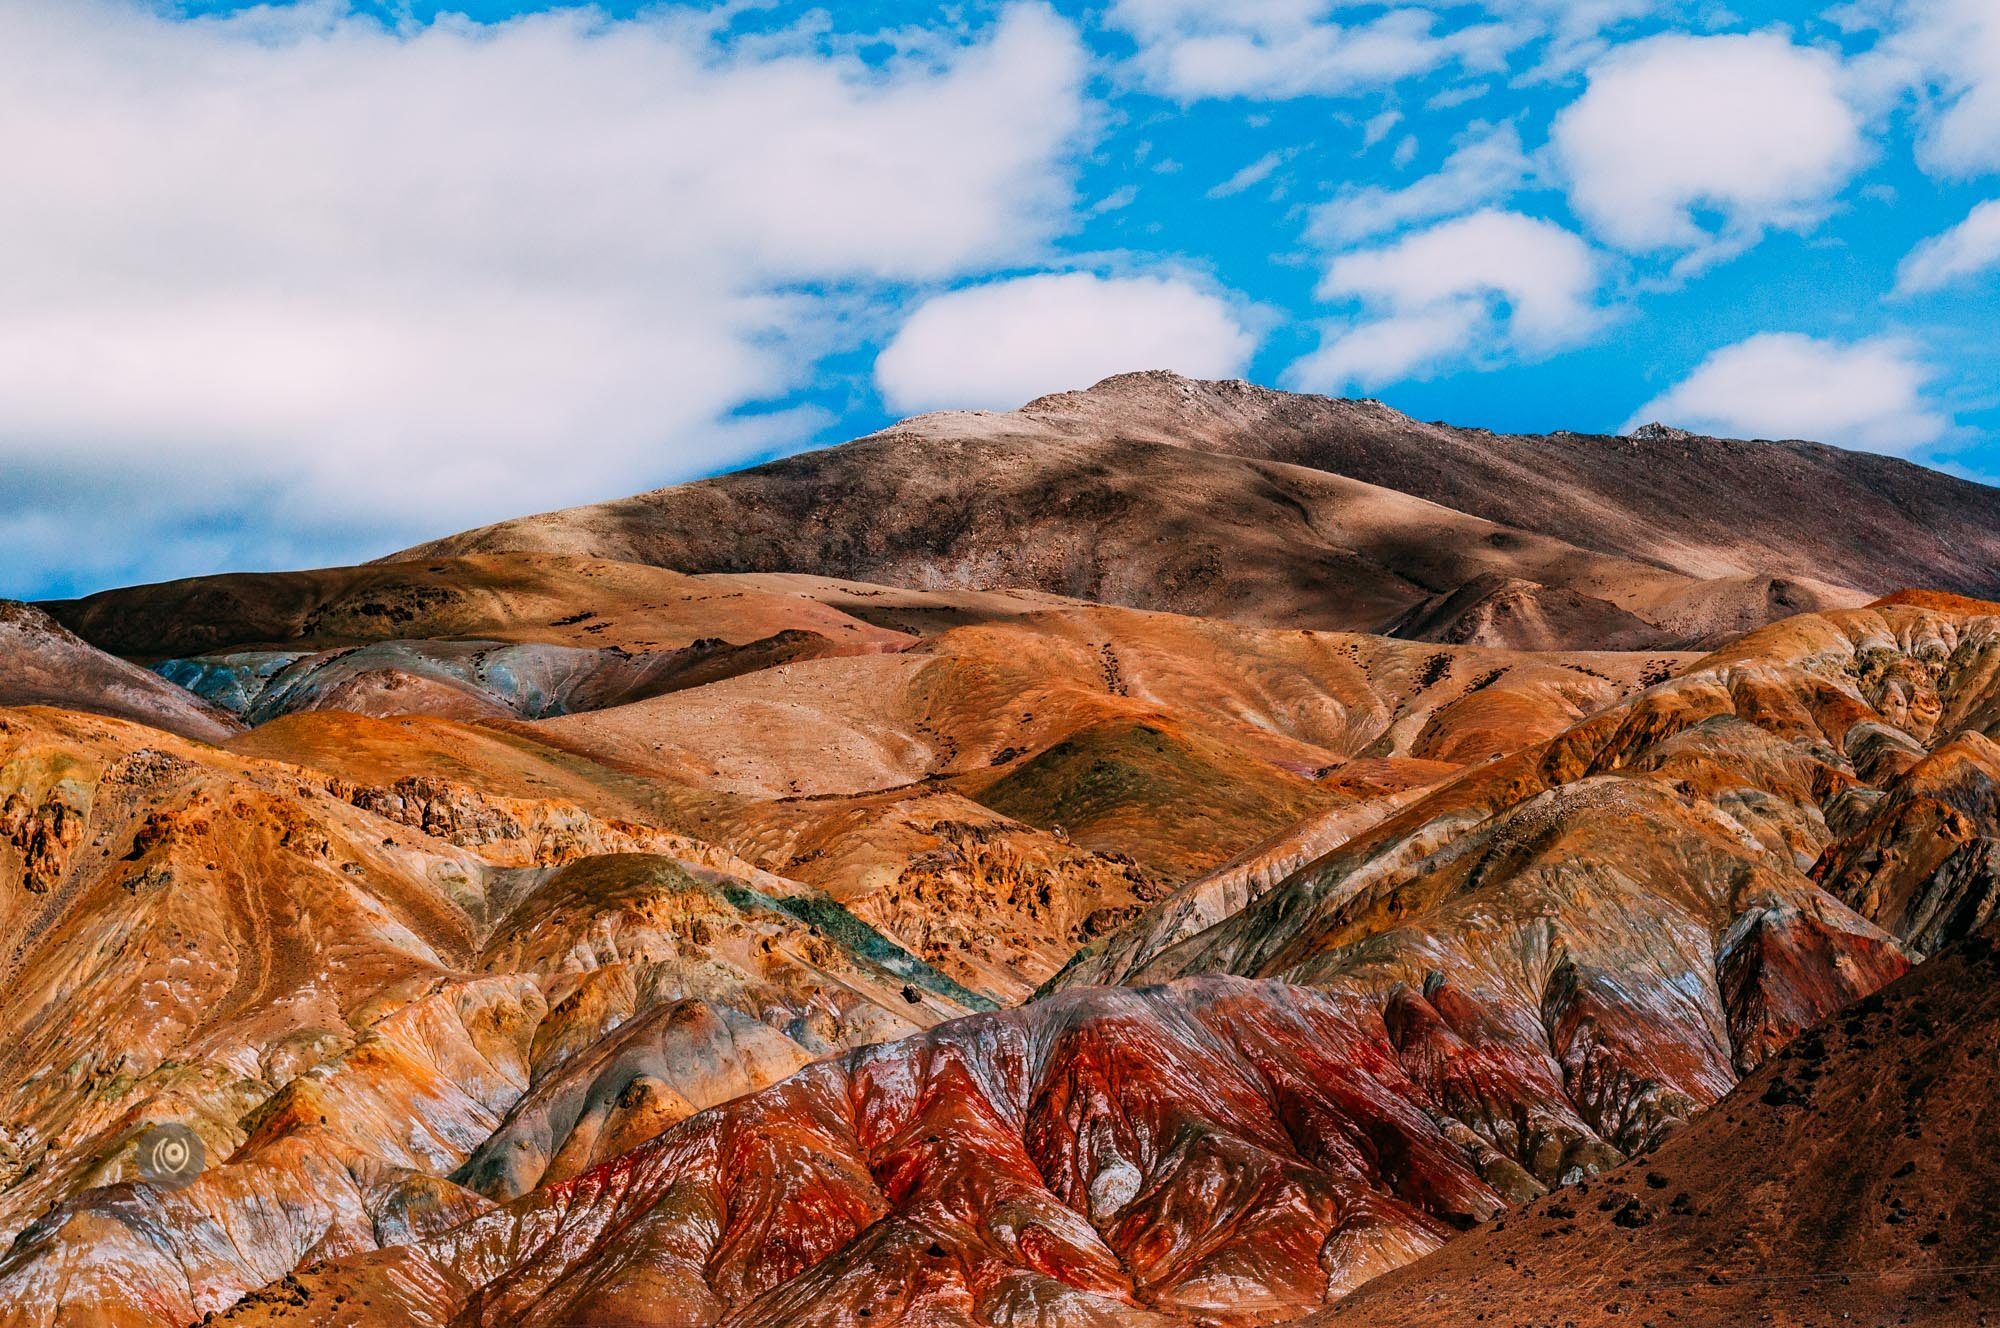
left=4, top=375, right=1999, bottom=1327
left=385, top=372, right=2000, bottom=648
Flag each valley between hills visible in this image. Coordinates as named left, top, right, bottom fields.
left=3, top=374, right=1998, bottom=1327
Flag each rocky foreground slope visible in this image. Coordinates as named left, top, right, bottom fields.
left=194, top=977, right=1521, bottom=1327
left=187, top=916, right=2000, bottom=1328
left=1316, top=918, right=2000, bottom=1328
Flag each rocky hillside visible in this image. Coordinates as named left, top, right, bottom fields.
left=0, top=600, right=239, bottom=743
left=5, top=385, right=2000, bottom=1327
left=379, top=373, right=2000, bottom=648
left=1316, top=919, right=2000, bottom=1328
left=7, top=588, right=1990, bottom=1326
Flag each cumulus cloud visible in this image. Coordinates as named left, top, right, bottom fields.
left=1286, top=209, right=1602, bottom=390
left=0, top=1, right=1087, bottom=595
left=1551, top=33, right=1865, bottom=257
left=1107, top=0, right=1512, bottom=101
left=1626, top=333, right=1948, bottom=454
left=1864, top=0, right=2000, bottom=177
left=874, top=272, right=1257, bottom=413
left=1896, top=200, right=2000, bottom=294
left=1308, top=122, right=1530, bottom=245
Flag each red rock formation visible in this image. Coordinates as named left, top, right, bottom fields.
left=109, top=979, right=1514, bottom=1328
left=1310, top=921, right=2000, bottom=1328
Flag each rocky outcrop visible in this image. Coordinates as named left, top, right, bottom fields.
left=1812, top=731, right=2000, bottom=955
left=0, top=786, right=85, bottom=895
left=172, top=979, right=1519, bottom=1328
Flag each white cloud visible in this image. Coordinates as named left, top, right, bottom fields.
left=1917, top=4, right=2000, bottom=177
left=1427, top=82, right=1490, bottom=110
left=1207, top=151, right=1287, bottom=199
left=1107, top=0, right=1663, bottom=102
left=1551, top=33, right=1865, bottom=256
left=1896, top=199, right=2000, bottom=294
left=0, top=1, right=1087, bottom=595
left=1091, top=184, right=1141, bottom=215
left=1488, top=0, right=1659, bottom=81
left=1287, top=209, right=1602, bottom=390
left=1107, top=0, right=1513, bottom=101
left=1858, top=0, right=2000, bottom=178
left=874, top=272, right=1256, bottom=413
left=1286, top=305, right=1487, bottom=393
left=1626, top=333, right=1949, bottom=454
left=1308, top=122, right=1529, bottom=245
left=1361, top=109, right=1403, bottom=149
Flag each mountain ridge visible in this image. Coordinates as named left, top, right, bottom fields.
left=373, top=372, right=1994, bottom=650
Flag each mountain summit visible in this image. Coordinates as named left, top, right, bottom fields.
left=385, top=373, right=2000, bottom=650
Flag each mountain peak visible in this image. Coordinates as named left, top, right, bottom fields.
left=1628, top=420, right=1700, bottom=442
left=1021, top=369, right=1418, bottom=429
left=379, top=373, right=2000, bottom=627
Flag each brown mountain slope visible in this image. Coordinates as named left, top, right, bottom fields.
left=1311, top=920, right=2000, bottom=1328
left=61, top=445, right=1715, bottom=652
left=1383, top=573, right=1672, bottom=651
left=0, top=601, right=240, bottom=743
left=378, top=372, right=2000, bottom=644
left=1009, top=375, right=2000, bottom=598
left=39, top=552, right=915, bottom=660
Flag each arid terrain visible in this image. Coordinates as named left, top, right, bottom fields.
left=4, top=376, right=1999, bottom=1327
left=384, top=373, right=2000, bottom=649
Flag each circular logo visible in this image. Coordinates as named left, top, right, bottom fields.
left=133, top=1123, right=205, bottom=1189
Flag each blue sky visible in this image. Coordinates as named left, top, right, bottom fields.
left=4, top=0, right=1997, bottom=598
